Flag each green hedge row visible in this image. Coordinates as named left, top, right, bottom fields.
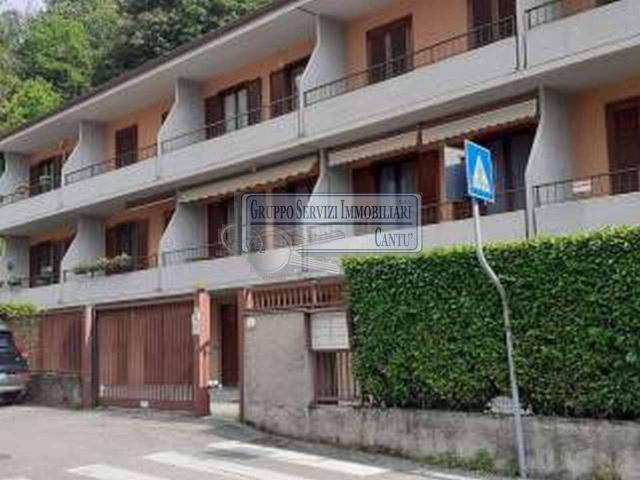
left=343, top=227, right=640, bottom=419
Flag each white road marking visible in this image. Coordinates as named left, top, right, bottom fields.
left=2, top=477, right=33, bottom=480
left=68, top=464, right=170, bottom=480
left=414, top=470, right=479, bottom=480
left=207, top=440, right=388, bottom=477
left=146, top=451, right=316, bottom=480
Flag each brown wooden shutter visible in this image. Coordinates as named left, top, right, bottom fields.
left=29, top=164, right=39, bottom=190
left=367, top=30, right=387, bottom=84
left=207, top=203, right=226, bottom=245
left=247, top=78, right=262, bottom=125
left=389, top=20, right=411, bottom=75
left=105, top=226, right=118, bottom=258
left=204, top=94, right=224, bottom=138
left=136, top=220, right=149, bottom=268
left=352, top=166, right=376, bottom=194
left=607, top=99, right=640, bottom=194
left=115, top=125, right=138, bottom=167
left=270, top=69, right=287, bottom=118
left=417, top=150, right=441, bottom=223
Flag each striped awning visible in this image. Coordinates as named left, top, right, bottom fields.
left=422, top=99, right=538, bottom=146
left=179, top=156, right=317, bottom=203
left=328, top=130, right=418, bottom=167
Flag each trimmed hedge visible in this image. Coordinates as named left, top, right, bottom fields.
left=343, top=227, right=640, bottom=419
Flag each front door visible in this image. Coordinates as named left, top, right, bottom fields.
left=220, top=304, right=239, bottom=387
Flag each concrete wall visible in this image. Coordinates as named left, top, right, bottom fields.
left=526, top=87, right=573, bottom=230
left=159, top=202, right=206, bottom=261
left=158, top=79, right=205, bottom=154
left=302, top=16, right=348, bottom=96
left=0, top=153, right=29, bottom=197
left=243, top=312, right=314, bottom=428
left=61, top=217, right=106, bottom=277
left=28, top=373, right=82, bottom=409
left=0, top=236, right=29, bottom=283
left=258, top=405, right=640, bottom=480
left=62, top=122, right=107, bottom=182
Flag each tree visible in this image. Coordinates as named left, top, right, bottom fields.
left=0, top=78, right=62, bottom=133
left=17, top=13, right=94, bottom=98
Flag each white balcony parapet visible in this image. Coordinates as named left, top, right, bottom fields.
left=60, top=216, right=106, bottom=281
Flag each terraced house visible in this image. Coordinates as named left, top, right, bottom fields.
left=0, top=0, right=637, bottom=423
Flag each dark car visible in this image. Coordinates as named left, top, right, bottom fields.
left=0, top=321, right=30, bottom=404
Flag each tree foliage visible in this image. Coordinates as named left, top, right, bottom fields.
left=0, top=0, right=268, bottom=135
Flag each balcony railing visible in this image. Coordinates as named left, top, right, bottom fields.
left=533, top=167, right=640, bottom=207
left=304, top=16, right=516, bottom=107
left=63, top=254, right=158, bottom=282
left=526, top=0, right=620, bottom=29
left=64, top=144, right=158, bottom=185
left=0, top=179, right=59, bottom=207
left=161, top=243, right=234, bottom=266
left=161, top=95, right=299, bottom=154
left=421, top=188, right=527, bottom=225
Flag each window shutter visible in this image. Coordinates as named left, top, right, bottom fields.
left=204, top=94, right=224, bottom=138
left=115, top=125, right=138, bottom=167
left=270, top=69, right=287, bottom=118
left=247, top=78, right=262, bottom=125
left=105, top=226, right=118, bottom=258
left=367, top=31, right=387, bottom=84
left=136, top=220, right=149, bottom=267
left=207, top=203, right=226, bottom=246
left=352, top=166, right=376, bottom=194
left=52, top=155, right=63, bottom=189
left=389, top=21, right=411, bottom=75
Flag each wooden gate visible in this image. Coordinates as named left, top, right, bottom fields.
left=96, top=301, right=194, bottom=410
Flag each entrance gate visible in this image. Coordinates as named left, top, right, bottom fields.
left=96, top=301, right=194, bottom=410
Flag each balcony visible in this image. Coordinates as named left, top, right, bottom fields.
left=524, top=0, right=635, bottom=68
left=303, top=18, right=518, bottom=139
left=64, top=144, right=158, bottom=185
left=533, top=167, right=640, bottom=235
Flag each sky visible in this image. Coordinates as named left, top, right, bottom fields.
left=2, top=0, right=44, bottom=14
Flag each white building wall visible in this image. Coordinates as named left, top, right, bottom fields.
left=60, top=217, right=105, bottom=278
left=158, top=202, right=207, bottom=263
left=0, top=153, right=29, bottom=198
left=158, top=79, right=204, bottom=154
left=0, top=237, right=29, bottom=283
left=62, top=121, right=107, bottom=182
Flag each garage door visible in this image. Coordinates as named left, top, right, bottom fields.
left=96, top=301, right=194, bottom=410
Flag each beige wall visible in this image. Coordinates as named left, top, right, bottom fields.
left=105, top=200, right=175, bottom=258
left=30, top=138, right=76, bottom=167
left=201, top=40, right=314, bottom=106
left=345, top=0, right=468, bottom=74
left=571, top=76, right=640, bottom=178
left=104, top=99, right=173, bottom=159
left=30, top=225, right=76, bottom=246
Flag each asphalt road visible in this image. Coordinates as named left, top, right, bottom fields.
left=0, top=405, right=486, bottom=480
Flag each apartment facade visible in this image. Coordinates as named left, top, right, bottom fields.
left=0, top=0, right=638, bottom=416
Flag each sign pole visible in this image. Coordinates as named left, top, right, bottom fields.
left=471, top=199, right=527, bottom=479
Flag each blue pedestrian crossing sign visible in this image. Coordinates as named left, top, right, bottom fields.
left=465, top=140, right=495, bottom=203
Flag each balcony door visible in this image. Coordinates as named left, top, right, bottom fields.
left=29, top=240, right=69, bottom=287
left=204, top=79, right=262, bottom=139
left=30, top=155, right=62, bottom=195
left=115, top=125, right=138, bottom=168
left=607, top=97, right=640, bottom=194
left=367, top=17, right=412, bottom=85
left=106, top=220, right=149, bottom=269
left=470, top=0, right=516, bottom=47
left=270, top=57, right=309, bottom=117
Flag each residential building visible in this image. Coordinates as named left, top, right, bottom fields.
left=0, top=0, right=637, bottom=420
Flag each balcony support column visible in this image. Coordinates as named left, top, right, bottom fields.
left=60, top=217, right=106, bottom=281
left=62, top=122, right=107, bottom=185
left=0, top=153, right=29, bottom=198
left=193, top=289, right=211, bottom=417
left=81, top=304, right=97, bottom=409
left=0, top=236, right=29, bottom=285
left=158, top=202, right=207, bottom=265
left=158, top=79, right=204, bottom=157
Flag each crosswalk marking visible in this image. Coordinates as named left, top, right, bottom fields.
left=68, top=464, right=170, bottom=480
left=146, top=451, right=317, bottom=480
left=207, top=441, right=388, bottom=477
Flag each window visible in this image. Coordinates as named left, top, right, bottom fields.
left=115, top=125, right=138, bottom=167
left=270, top=57, right=309, bottom=117
left=29, top=156, right=62, bottom=196
left=29, top=239, right=69, bottom=287
left=204, top=79, right=262, bottom=139
left=470, top=0, right=516, bottom=48
left=105, top=220, right=149, bottom=270
left=376, top=159, right=416, bottom=194
left=607, top=97, right=640, bottom=194
left=366, top=17, right=412, bottom=85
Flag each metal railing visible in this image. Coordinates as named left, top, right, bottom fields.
left=526, top=0, right=620, bottom=29
left=64, top=144, right=158, bottom=185
left=162, top=95, right=299, bottom=154
left=314, top=350, right=361, bottom=405
left=304, top=16, right=516, bottom=107
left=421, top=188, right=527, bottom=225
left=63, top=254, right=158, bottom=282
left=533, top=167, right=640, bottom=207
left=161, top=243, right=233, bottom=266
left=0, top=276, right=29, bottom=289
left=0, top=180, right=59, bottom=207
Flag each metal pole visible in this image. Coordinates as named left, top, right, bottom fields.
left=472, top=200, right=527, bottom=479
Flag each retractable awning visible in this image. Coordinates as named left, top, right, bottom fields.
left=179, top=156, right=318, bottom=203
left=328, top=130, right=418, bottom=167
left=421, top=99, right=538, bottom=146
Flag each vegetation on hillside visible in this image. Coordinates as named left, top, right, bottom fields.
left=0, top=0, right=269, bottom=135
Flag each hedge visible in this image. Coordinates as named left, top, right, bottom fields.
left=343, top=227, right=640, bottom=420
